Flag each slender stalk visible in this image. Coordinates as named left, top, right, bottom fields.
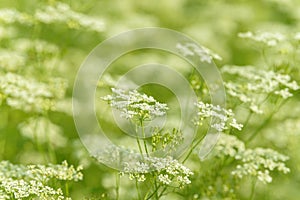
left=246, top=99, right=286, bottom=144
left=145, top=185, right=161, bottom=200
left=243, top=111, right=253, bottom=129
left=135, top=178, right=142, bottom=200
left=115, top=172, right=120, bottom=200
left=154, top=175, right=159, bottom=200
left=141, top=120, right=149, bottom=157
left=65, top=182, right=69, bottom=197
left=136, top=138, right=144, bottom=160
left=44, top=113, right=57, bottom=163
left=34, top=116, right=47, bottom=162
left=135, top=124, right=144, bottom=159
left=182, top=133, right=206, bottom=164
left=249, top=178, right=257, bottom=200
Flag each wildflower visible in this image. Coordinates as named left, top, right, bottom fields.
left=222, top=65, right=299, bottom=113
left=18, top=117, right=67, bottom=148
left=194, top=101, right=243, bottom=132
left=238, top=31, right=286, bottom=46
left=0, top=73, right=67, bottom=113
left=176, top=43, right=222, bottom=63
left=0, top=161, right=83, bottom=199
left=35, top=2, right=105, bottom=32
left=121, top=156, right=193, bottom=188
left=102, top=88, right=168, bottom=124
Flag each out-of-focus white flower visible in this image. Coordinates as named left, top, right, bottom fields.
left=176, top=43, right=222, bottom=63
left=0, top=73, right=67, bottom=113
left=35, top=2, right=105, bottom=32
left=18, top=117, right=67, bottom=147
left=222, top=65, right=299, bottom=114
left=238, top=31, right=286, bottom=46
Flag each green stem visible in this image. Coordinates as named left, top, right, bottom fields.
left=136, top=178, right=142, bottom=200
left=136, top=138, right=144, bottom=159
left=146, top=185, right=161, bottom=200
left=141, top=121, right=149, bottom=157
left=44, top=113, right=57, bottom=163
left=182, top=133, right=206, bottom=164
left=65, top=181, right=69, bottom=197
left=243, top=111, right=253, bottom=129
left=136, top=124, right=144, bottom=159
left=154, top=175, right=159, bottom=200
left=249, top=178, right=257, bottom=200
left=34, top=116, right=47, bottom=162
left=115, top=172, right=120, bottom=200
left=246, top=99, right=286, bottom=144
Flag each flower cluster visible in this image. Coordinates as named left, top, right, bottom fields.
left=0, top=160, right=83, bottom=199
left=0, top=73, right=67, bottom=112
left=102, top=88, right=169, bottom=124
left=151, top=128, right=183, bottom=153
left=122, top=156, right=193, bottom=188
left=222, top=65, right=299, bottom=113
left=0, top=25, right=16, bottom=39
left=18, top=117, right=67, bottom=148
left=195, top=101, right=243, bottom=132
left=212, top=134, right=245, bottom=158
left=0, top=2, right=105, bottom=32
left=0, top=50, right=25, bottom=71
left=238, top=31, right=286, bottom=46
left=0, top=8, right=33, bottom=25
left=35, top=2, right=105, bottom=32
left=176, top=43, right=222, bottom=63
left=12, top=38, right=59, bottom=56
left=232, top=148, right=290, bottom=184
left=212, top=134, right=290, bottom=184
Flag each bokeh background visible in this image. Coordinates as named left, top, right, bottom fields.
left=0, top=0, right=300, bottom=199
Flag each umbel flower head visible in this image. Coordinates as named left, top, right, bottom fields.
left=121, top=156, right=193, bottom=188
left=222, top=65, right=299, bottom=114
left=212, top=133, right=290, bottom=184
left=194, top=101, right=243, bottom=132
left=102, top=88, right=169, bottom=124
left=0, top=161, right=83, bottom=199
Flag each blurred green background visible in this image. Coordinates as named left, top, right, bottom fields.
left=0, top=0, right=300, bottom=199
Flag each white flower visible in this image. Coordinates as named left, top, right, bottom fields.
left=102, top=88, right=168, bottom=123
left=176, top=42, right=222, bottom=63
left=238, top=31, right=285, bottom=46
left=195, top=101, right=243, bottom=132
left=158, top=174, right=172, bottom=185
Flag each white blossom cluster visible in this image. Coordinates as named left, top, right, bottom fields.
left=176, top=43, right=222, bottom=63
left=18, top=117, right=67, bottom=148
left=232, top=148, right=290, bottom=184
left=195, top=101, right=243, bottom=132
left=12, top=38, right=59, bottom=56
left=0, top=8, right=33, bottom=25
left=0, top=160, right=83, bottom=199
left=122, top=156, right=193, bottom=188
left=222, top=65, right=299, bottom=114
left=238, top=31, right=286, bottom=46
left=102, top=88, right=169, bottom=123
left=0, top=73, right=67, bottom=113
left=0, top=26, right=16, bottom=40
left=213, top=134, right=245, bottom=158
left=0, top=2, right=105, bottom=32
left=213, top=134, right=290, bottom=184
left=35, top=2, right=105, bottom=32
left=0, top=38, right=59, bottom=73
left=0, top=50, right=25, bottom=71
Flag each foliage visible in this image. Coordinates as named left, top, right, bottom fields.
left=0, top=0, right=300, bottom=200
